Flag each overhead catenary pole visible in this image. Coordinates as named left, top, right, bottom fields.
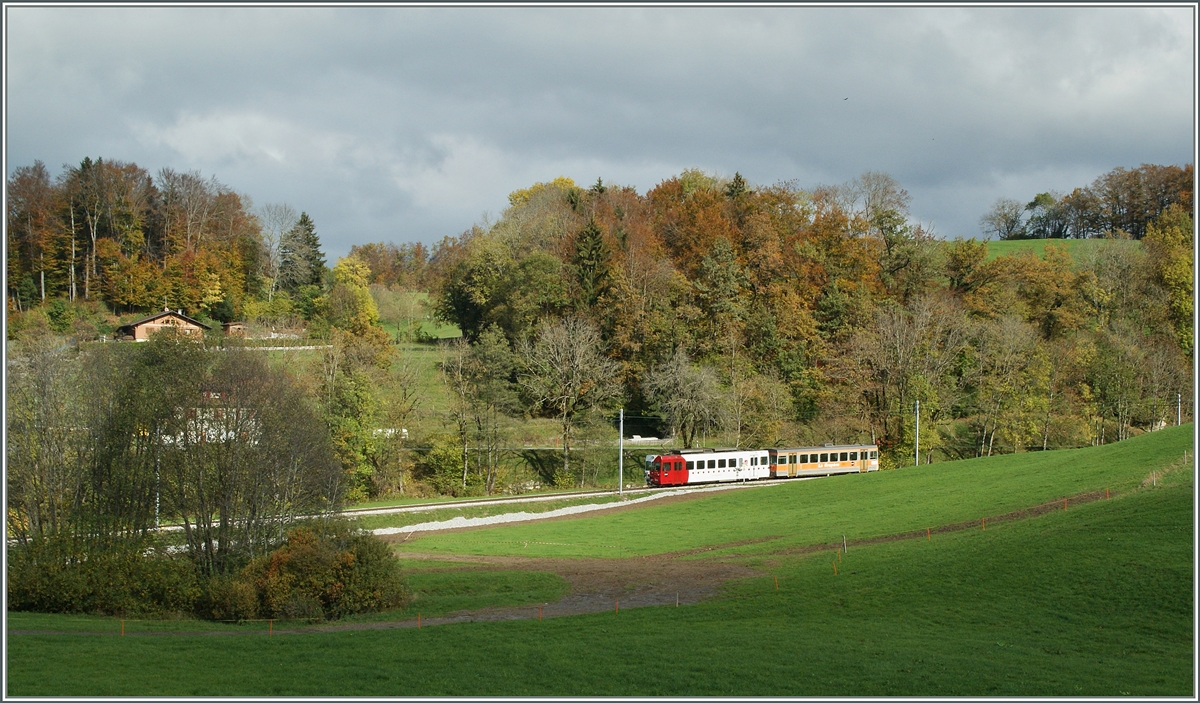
left=1178, top=393, right=1181, bottom=426
left=914, top=400, right=920, bottom=467
left=618, top=408, right=624, bottom=496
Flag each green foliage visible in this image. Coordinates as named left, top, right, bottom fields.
left=7, top=537, right=200, bottom=617
left=418, top=433, right=477, bottom=496
left=9, top=522, right=408, bottom=623
left=1143, top=204, right=1194, bottom=354
left=571, top=219, right=610, bottom=308
left=195, top=573, right=259, bottom=622
left=45, top=297, right=74, bottom=332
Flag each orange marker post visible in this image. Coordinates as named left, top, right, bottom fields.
left=538, top=605, right=543, bottom=620
left=1106, top=488, right=1109, bottom=499
left=981, top=518, right=986, bottom=530
left=926, top=527, right=931, bottom=541
left=269, top=619, right=273, bottom=636
left=774, top=576, right=779, bottom=590
left=1063, top=498, right=1068, bottom=510
left=833, top=562, right=838, bottom=576
left=418, top=613, right=421, bottom=629
left=121, top=620, right=125, bottom=637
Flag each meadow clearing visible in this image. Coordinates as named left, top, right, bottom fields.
left=6, top=424, right=1193, bottom=696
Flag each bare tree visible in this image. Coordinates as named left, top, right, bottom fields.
left=157, top=168, right=222, bottom=254
left=257, top=203, right=298, bottom=302
left=163, top=345, right=341, bottom=575
left=980, top=197, right=1026, bottom=241
left=518, top=317, right=620, bottom=485
left=645, top=348, right=725, bottom=448
left=440, top=337, right=473, bottom=489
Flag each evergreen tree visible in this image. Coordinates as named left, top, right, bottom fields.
left=571, top=219, right=610, bottom=309
left=725, top=172, right=748, bottom=199
left=280, top=212, right=326, bottom=292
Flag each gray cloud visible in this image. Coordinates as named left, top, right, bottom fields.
left=6, top=6, right=1193, bottom=258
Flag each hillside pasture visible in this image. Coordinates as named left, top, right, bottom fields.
left=392, top=425, right=1193, bottom=559
left=981, top=237, right=1117, bottom=262
left=6, top=426, right=1193, bottom=696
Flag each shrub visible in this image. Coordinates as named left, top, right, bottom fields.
left=240, top=521, right=409, bottom=621
left=7, top=537, right=198, bottom=617
left=6, top=525, right=407, bottom=623
left=195, top=573, right=259, bottom=622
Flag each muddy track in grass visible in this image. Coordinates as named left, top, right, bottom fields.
left=10, top=487, right=1130, bottom=636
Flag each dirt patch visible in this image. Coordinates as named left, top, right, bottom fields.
left=393, top=549, right=762, bottom=618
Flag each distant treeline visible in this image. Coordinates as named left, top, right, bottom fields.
left=351, top=167, right=1194, bottom=465
left=980, top=163, right=1192, bottom=241
left=6, top=158, right=325, bottom=321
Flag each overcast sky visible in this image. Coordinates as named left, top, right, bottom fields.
left=5, top=5, right=1195, bottom=260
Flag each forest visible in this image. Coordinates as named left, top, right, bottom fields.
left=5, top=155, right=1193, bottom=617
left=6, top=158, right=1195, bottom=507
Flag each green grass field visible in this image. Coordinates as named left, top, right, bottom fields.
left=982, top=237, right=1119, bottom=262
left=395, top=426, right=1193, bottom=559
left=7, top=426, right=1193, bottom=696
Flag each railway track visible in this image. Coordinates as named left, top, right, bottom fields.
left=341, top=482, right=754, bottom=518
left=144, top=480, right=781, bottom=534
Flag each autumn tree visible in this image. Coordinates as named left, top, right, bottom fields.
left=1142, top=204, right=1194, bottom=354
left=6, top=161, right=57, bottom=308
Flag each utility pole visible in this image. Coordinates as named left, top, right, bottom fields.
left=914, top=400, right=920, bottom=467
left=618, top=408, right=624, bottom=497
left=1178, top=393, right=1182, bottom=426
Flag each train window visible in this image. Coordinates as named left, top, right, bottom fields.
left=797, top=454, right=805, bottom=463
left=750, top=456, right=756, bottom=466
left=820, top=453, right=829, bottom=462
left=718, top=459, right=726, bottom=468
left=840, top=452, right=848, bottom=461
left=870, top=451, right=878, bottom=459
left=708, top=459, right=716, bottom=469
left=850, top=452, right=858, bottom=461
left=686, top=461, right=694, bottom=470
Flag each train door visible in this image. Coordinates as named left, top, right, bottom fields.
left=857, top=450, right=867, bottom=473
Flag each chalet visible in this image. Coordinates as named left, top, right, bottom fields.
left=115, top=308, right=211, bottom=341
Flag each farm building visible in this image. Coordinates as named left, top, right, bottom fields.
left=222, top=321, right=247, bottom=337
left=115, top=309, right=211, bottom=341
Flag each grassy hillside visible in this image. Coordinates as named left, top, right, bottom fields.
left=7, top=426, right=1193, bottom=696
left=394, top=425, right=1193, bottom=559
left=982, top=237, right=1119, bottom=262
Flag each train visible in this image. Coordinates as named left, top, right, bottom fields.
left=644, top=443, right=879, bottom=487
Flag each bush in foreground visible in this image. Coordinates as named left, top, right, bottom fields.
left=8, top=523, right=409, bottom=622
left=7, top=538, right=200, bottom=617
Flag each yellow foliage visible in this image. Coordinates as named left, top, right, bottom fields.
left=507, top=176, right=578, bottom=208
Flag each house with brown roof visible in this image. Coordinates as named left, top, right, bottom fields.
left=115, top=309, right=211, bottom=341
